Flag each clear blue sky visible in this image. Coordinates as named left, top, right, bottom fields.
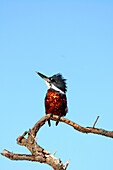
left=0, top=1, right=113, bottom=170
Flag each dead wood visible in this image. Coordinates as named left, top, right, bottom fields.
left=1, top=114, right=113, bottom=169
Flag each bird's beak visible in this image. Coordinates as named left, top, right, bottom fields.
left=36, top=72, right=49, bottom=82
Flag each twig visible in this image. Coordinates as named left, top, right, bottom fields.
left=64, top=159, right=70, bottom=169
left=93, top=116, right=99, bottom=128
left=53, top=150, right=57, bottom=156
left=17, top=130, right=29, bottom=142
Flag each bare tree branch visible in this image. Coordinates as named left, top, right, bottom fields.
left=1, top=149, right=70, bottom=169
left=1, top=114, right=113, bottom=170
left=1, top=149, right=45, bottom=162
left=50, top=115, right=113, bottom=138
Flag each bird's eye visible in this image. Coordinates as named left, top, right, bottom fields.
left=50, top=78, right=56, bottom=82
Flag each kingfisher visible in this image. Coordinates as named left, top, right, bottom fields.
left=36, top=72, right=68, bottom=126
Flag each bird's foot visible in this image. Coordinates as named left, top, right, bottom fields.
left=48, top=113, right=53, bottom=127
left=56, top=116, right=61, bottom=126
left=50, top=113, right=53, bottom=118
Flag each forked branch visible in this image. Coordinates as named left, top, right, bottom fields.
left=1, top=114, right=113, bottom=170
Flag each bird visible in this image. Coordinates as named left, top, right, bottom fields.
left=36, top=72, right=68, bottom=126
